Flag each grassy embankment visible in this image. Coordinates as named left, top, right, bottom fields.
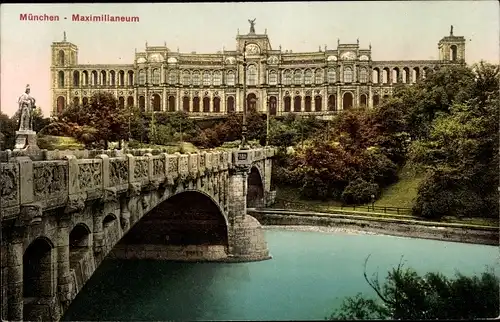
left=272, top=165, right=499, bottom=228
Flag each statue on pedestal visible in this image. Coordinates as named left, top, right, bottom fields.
left=17, top=84, right=36, bottom=131
left=14, top=84, right=39, bottom=151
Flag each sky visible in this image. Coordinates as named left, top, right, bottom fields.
left=1, top=1, right=498, bottom=117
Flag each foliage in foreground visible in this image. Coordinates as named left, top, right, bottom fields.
left=327, top=256, right=499, bottom=320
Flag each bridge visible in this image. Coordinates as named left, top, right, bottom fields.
left=0, top=146, right=276, bottom=321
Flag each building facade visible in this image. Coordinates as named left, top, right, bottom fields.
left=50, top=24, right=465, bottom=116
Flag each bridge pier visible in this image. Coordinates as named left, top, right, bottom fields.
left=7, top=229, right=23, bottom=322
left=227, top=150, right=271, bottom=261
left=57, top=214, right=72, bottom=309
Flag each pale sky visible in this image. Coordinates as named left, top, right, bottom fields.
left=1, top=2, right=498, bottom=117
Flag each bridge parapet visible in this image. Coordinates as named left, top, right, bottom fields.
left=0, top=148, right=275, bottom=223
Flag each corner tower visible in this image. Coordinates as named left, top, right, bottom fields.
left=438, top=25, right=466, bottom=62
left=51, top=31, right=79, bottom=115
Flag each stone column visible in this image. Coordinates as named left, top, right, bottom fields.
left=57, top=213, right=72, bottom=307
left=7, top=227, right=23, bottom=321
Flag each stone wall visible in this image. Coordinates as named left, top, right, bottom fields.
left=249, top=210, right=499, bottom=246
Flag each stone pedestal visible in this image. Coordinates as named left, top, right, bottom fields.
left=14, top=130, right=39, bottom=151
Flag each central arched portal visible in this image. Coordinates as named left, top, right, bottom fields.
left=114, top=191, right=228, bottom=261
left=247, top=166, right=265, bottom=208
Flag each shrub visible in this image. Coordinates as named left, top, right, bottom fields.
left=341, top=178, right=379, bottom=205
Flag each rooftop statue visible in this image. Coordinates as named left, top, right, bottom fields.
left=248, top=18, right=256, bottom=34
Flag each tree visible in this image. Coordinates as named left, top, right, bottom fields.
left=43, top=92, right=129, bottom=149
left=409, top=62, right=499, bottom=219
left=327, top=256, right=499, bottom=320
left=0, top=112, right=17, bottom=150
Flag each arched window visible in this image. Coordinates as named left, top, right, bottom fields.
left=58, top=71, right=65, bottom=88
left=110, top=70, right=116, bottom=86
left=304, top=70, right=313, bottom=85
left=138, top=70, right=146, bottom=85
left=328, top=94, right=336, bottom=111
left=82, top=97, right=89, bottom=106
left=304, top=96, right=312, bottom=112
left=343, top=92, right=353, bottom=109
left=450, top=45, right=458, bottom=61
left=118, top=97, right=125, bottom=108
left=100, top=70, right=107, bottom=85
left=372, top=68, right=380, bottom=83
left=73, top=97, right=79, bottom=107
left=213, top=71, right=222, bottom=86
left=382, top=68, right=390, bottom=84
left=192, top=71, right=201, bottom=86
left=127, top=96, right=134, bottom=107
left=359, top=68, right=368, bottom=83
left=315, top=69, right=323, bottom=84
left=169, top=71, right=177, bottom=85
left=58, top=50, right=65, bottom=65
left=283, top=70, right=292, bottom=85
left=314, top=95, right=322, bottom=111
left=392, top=68, right=400, bottom=84
left=227, top=96, right=235, bottom=113
left=293, top=96, right=301, bottom=112
left=327, top=69, right=336, bottom=83
left=293, top=70, right=302, bottom=85
left=119, top=70, right=125, bottom=86
left=73, top=71, right=80, bottom=86
left=152, top=69, right=160, bottom=85
left=127, top=70, right=134, bottom=86
left=152, top=94, right=161, bottom=111
left=343, top=67, right=353, bottom=83
left=269, top=96, right=277, bottom=115
left=268, top=70, right=278, bottom=85
left=82, top=71, right=89, bottom=86
left=247, top=65, right=257, bottom=86
left=284, top=96, right=291, bottom=112
left=183, top=96, right=190, bottom=112
left=247, top=93, right=257, bottom=111
left=91, top=71, right=98, bottom=86
left=373, top=95, right=380, bottom=107
left=182, top=71, right=191, bottom=85
left=168, top=96, right=176, bottom=112
left=203, top=96, right=210, bottom=112
left=193, top=96, right=200, bottom=112
left=226, top=71, right=235, bottom=86
left=203, top=71, right=211, bottom=86
left=57, top=96, right=65, bottom=113
left=360, top=94, right=367, bottom=107
left=139, top=96, right=145, bottom=111
left=213, top=97, right=221, bottom=113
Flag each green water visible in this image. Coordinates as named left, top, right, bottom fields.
left=63, top=229, right=499, bottom=321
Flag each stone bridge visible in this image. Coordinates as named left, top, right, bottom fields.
left=0, top=146, right=276, bottom=321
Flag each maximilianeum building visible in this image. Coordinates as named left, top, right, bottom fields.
left=50, top=23, right=465, bottom=117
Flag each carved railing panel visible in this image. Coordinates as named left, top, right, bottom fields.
left=188, top=154, right=198, bottom=178
left=0, top=162, right=20, bottom=209
left=178, top=155, right=189, bottom=181
left=77, top=160, right=103, bottom=192
left=33, top=161, right=68, bottom=202
left=167, top=155, right=179, bottom=181
left=152, top=155, right=165, bottom=178
left=133, top=157, right=149, bottom=182
left=109, top=158, right=128, bottom=186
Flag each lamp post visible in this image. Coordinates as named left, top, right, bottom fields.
left=241, top=41, right=249, bottom=150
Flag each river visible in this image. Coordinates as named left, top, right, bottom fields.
left=63, top=227, right=499, bottom=321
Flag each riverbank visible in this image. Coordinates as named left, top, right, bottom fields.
left=249, top=209, right=499, bottom=246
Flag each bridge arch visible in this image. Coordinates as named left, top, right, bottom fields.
left=247, top=165, right=265, bottom=208
left=117, top=190, right=229, bottom=255
left=23, top=237, right=55, bottom=308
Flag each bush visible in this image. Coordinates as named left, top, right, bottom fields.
left=341, top=178, right=379, bottom=205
